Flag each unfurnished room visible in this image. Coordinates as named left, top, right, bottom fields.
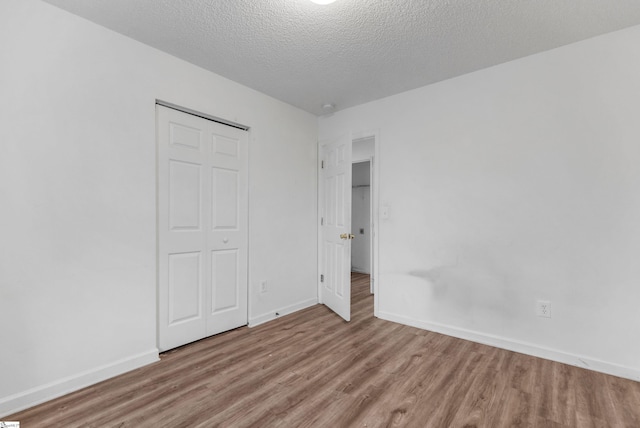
left=1, top=0, right=640, bottom=426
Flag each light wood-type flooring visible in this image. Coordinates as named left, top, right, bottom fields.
left=8, top=273, right=640, bottom=427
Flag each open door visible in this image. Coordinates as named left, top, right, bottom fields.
left=319, top=135, right=352, bottom=321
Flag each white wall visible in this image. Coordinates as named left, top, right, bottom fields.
left=352, top=137, right=374, bottom=162
left=351, top=162, right=371, bottom=273
left=0, top=0, right=317, bottom=416
left=319, top=25, right=640, bottom=381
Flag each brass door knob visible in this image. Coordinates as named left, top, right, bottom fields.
left=340, top=233, right=348, bottom=239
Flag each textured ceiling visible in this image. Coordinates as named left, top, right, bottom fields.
left=42, top=0, right=640, bottom=116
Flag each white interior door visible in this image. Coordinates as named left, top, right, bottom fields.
left=157, top=105, right=248, bottom=352
left=319, top=135, right=352, bottom=321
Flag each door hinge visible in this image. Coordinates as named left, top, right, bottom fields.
left=321, top=217, right=324, bottom=225
left=321, top=160, right=324, bottom=169
left=320, top=274, right=324, bottom=283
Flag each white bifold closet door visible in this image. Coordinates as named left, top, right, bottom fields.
left=157, top=105, right=248, bottom=352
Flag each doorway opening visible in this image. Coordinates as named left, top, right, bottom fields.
left=351, top=135, right=377, bottom=312
left=351, top=161, right=371, bottom=279
left=317, top=132, right=378, bottom=321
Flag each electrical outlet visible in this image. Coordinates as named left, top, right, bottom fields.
left=536, top=300, right=551, bottom=318
left=259, top=280, right=267, bottom=293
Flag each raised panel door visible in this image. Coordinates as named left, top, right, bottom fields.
left=158, top=105, right=248, bottom=351
left=319, top=135, right=352, bottom=321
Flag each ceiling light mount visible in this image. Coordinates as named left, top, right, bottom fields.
left=322, top=103, right=336, bottom=113
left=309, top=0, right=337, bottom=5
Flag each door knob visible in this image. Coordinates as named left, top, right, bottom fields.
left=340, top=233, right=348, bottom=239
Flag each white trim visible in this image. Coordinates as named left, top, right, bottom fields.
left=378, top=311, right=640, bottom=382
left=368, top=155, right=374, bottom=294
left=0, top=349, right=159, bottom=418
left=317, top=141, right=324, bottom=304
left=248, top=298, right=318, bottom=328
left=351, top=158, right=373, bottom=281
left=246, top=132, right=253, bottom=334
left=350, top=130, right=380, bottom=316
left=373, top=133, right=380, bottom=314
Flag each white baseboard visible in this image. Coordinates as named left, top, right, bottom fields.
left=378, top=311, right=640, bottom=382
left=0, top=349, right=159, bottom=418
left=249, top=298, right=318, bottom=328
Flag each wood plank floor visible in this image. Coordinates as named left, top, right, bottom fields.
left=8, top=272, right=640, bottom=427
